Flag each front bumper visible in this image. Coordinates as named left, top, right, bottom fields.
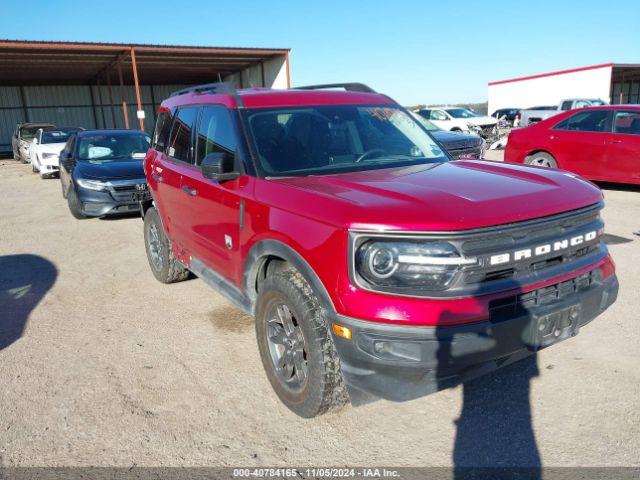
left=332, top=272, right=618, bottom=402
left=75, top=187, right=147, bottom=217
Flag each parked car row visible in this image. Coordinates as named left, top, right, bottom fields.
left=8, top=83, right=622, bottom=419
left=12, top=122, right=151, bottom=216
left=505, top=105, right=640, bottom=184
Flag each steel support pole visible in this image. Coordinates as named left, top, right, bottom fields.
left=96, top=78, right=107, bottom=128
left=130, top=48, right=144, bottom=130
left=117, top=62, right=130, bottom=129
left=106, top=71, right=117, bottom=128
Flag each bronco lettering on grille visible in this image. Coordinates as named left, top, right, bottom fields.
left=489, top=230, right=598, bottom=266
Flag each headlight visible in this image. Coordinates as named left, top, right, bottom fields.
left=354, top=239, right=477, bottom=292
left=42, top=153, right=57, bottom=159
left=467, top=123, right=481, bottom=132
left=76, top=179, right=110, bottom=191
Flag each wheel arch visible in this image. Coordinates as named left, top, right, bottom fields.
left=525, top=149, right=559, bottom=167
left=243, top=239, right=336, bottom=316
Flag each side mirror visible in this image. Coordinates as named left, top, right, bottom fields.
left=201, top=152, right=239, bottom=182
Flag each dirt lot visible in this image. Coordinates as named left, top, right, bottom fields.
left=0, top=154, right=639, bottom=468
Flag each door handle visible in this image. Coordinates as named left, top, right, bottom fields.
left=182, top=185, right=197, bottom=196
left=549, top=135, right=556, bottom=140
left=611, top=139, right=623, bottom=144
left=151, top=172, right=163, bottom=182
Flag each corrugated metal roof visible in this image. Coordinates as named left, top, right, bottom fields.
left=0, top=39, right=290, bottom=86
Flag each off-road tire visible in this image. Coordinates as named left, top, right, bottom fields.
left=255, top=269, right=349, bottom=418
left=525, top=152, right=558, bottom=169
left=66, top=188, right=87, bottom=219
left=143, top=207, right=189, bottom=284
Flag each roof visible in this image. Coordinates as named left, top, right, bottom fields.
left=0, top=39, right=290, bottom=86
left=489, top=63, right=615, bottom=86
left=162, top=87, right=395, bottom=109
left=77, top=129, right=147, bottom=137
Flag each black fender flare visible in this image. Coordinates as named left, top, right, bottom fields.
left=243, top=239, right=336, bottom=315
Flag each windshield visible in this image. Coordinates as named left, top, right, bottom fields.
left=20, top=126, right=41, bottom=140
left=444, top=108, right=478, bottom=119
left=247, top=105, right=447, bottom=177
left=77, top=132, right=151, bottom=162
left=411, top=113, right=440, bottom=131
left=42, top=129, right=76, bottom=144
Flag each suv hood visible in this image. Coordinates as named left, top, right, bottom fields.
left=265, top=160, right=603, bottom=231
left=431, top=130, right=482, bottom=149
left=38, top=143, right=66, bottom=154
left=75, top=159, right=145, bottom=180
left=466, top=116, right=498, bottom=127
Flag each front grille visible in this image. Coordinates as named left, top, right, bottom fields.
left=448, top=146, right=483, bottom=159
left=459, top=205, right=603, bottom=290
left=109, top=183, right=146, bottom=203
left=489, top=270, right=601, bottom=322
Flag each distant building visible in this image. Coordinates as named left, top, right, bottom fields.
left=488, top=63, right=640, bottom=114
left=0, top=40, right=291, bottom=154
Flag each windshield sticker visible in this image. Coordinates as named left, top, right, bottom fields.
left=87, top=146, right=113, bottom=159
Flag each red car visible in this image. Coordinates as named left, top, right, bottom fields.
left=505, top=105, right=640, bottom=184
left=141, top=83, right=618, bottom=417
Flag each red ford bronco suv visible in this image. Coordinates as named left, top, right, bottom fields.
left=141, top=82, right=618, bottom=418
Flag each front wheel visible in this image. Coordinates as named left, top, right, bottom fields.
left=255, top=269, right=349, bottom=418
left=143, top=207, right=189, bottom=283
left=66, top=188, right=87, bottom=219
left=525, top=152, right=558, bottom=168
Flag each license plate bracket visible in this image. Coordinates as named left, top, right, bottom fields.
left=527, top=304, right=582, bottom=350
left=131, top=191, right=150, bottom=202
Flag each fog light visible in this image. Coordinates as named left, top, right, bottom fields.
left=332, top=323, right=352, bottom=340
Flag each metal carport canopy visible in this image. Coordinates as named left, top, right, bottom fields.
left=0, top=40, right=291, bottom=86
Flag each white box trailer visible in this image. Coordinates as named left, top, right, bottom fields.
left=488, top=63, right=640, bottom=115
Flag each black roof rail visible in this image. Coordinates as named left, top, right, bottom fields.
left=169, top=82, right=237, bottom=98
left=294, top=83, right=377, bottom=93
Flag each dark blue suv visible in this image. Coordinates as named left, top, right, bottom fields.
left=59, top=130, right=151, bottom=218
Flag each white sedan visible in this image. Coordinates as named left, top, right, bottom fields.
left=414, top=106, right=498, bottom=139
left=29, top=127, right=80, bottom=178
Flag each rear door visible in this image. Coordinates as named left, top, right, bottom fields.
left=548, top=109, right=612, bottom=179
left=153, top=106, right=199, bottom=249
left=605, top=109, right=640, bottom=181
left=179, top=105, right=245, bottom=285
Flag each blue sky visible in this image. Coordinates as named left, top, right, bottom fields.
left=1, top=0, right=639, bottom=105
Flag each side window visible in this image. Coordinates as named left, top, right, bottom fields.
left=574, top=100, right=590, bottom=109
left=613, top=111, right=640, bottom=135
left=553, top=110, right=609, bottom=133
left=417, top=109, right=431, bottom=120
left=431, top=110, right=447, bottom=121
left=152, top=109, right=173, bottom=152
left=167, top=107, right=198, bottom=163
left=62, top=134, right=76, bottom=157
left=560, top=101, right=573, bottom=111
left=195, top=106, right=237, bottom=165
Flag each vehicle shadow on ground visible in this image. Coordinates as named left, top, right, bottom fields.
left=98, top=212, right=141, bottom=221
left=595, top=181, right=640, bottom=193
left=435, top=284, right=542, bottom=478
left=0, top=254, right=57, bottom=351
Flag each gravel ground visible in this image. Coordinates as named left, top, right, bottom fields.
left=0, top=154, right=638, bottom=468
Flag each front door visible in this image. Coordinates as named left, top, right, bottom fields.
left=179, top=105, right=246, bottom=286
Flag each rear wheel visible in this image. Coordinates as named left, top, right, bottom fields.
left=66, top=188, right=87, bottom=219
left=143, top=207, right=189, bottom=283
left=255, top=268, right=349, bottom=418
left=525, top=152, right=558, bottom=168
